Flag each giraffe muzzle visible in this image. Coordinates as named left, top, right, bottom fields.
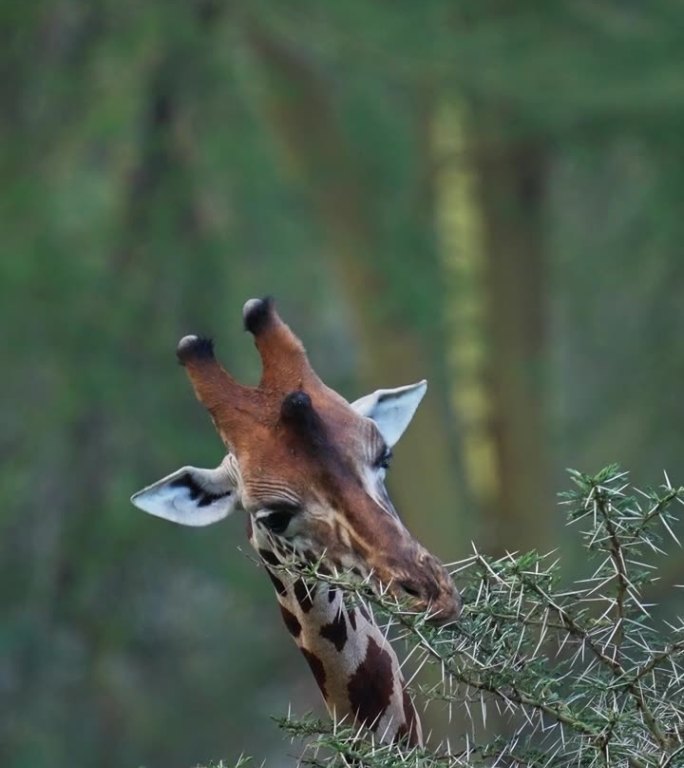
left=395, top=578, right=462, bottom=625
left=373, top=549, right=462, bottom=625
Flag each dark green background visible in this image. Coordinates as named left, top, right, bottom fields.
left=2, top=2, right=683, bottom=766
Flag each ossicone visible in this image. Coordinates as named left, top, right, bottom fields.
left=281, top=390, right=313, bottom=421
left=280, top=389, right=327, bottom=447
left=243, top=296, right=275, bottom=336
left=176, top=335, right=215, bottom=366
left=174, top=297, right=324, bottom=448
left=241, top=296, right=316, bottom=391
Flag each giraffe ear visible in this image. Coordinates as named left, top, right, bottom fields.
left=351, top=380, right=427, bottom=448
left=130, top=462, right=238, bottom=527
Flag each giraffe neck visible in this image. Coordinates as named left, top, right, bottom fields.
left=247, top=518, right=422, bottom=746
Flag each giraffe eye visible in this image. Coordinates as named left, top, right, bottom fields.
left=399, top=580, right=421, bottom=598
left=375, top=448, right=393, bottom=470
left=260, top=503, right=299, bottom=535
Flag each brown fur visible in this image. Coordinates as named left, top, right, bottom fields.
left=300, top=647, right=328, bottom=699
left=347, top=637, right=395, bottom=731
left=178, top=298, right=461, bottom=623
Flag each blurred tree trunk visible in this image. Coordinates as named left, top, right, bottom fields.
left=432, top=101, right=549, bottom=746
left=245, top=24, right=466, bottom=557
left=433, top=102, right=495, bottom=543
left=472, top=117, right=551, bottom=554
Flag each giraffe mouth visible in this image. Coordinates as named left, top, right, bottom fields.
left=374, top=549, right=463, bottom=625
left=292, top=547, right=463, bottom=625
left=425, top=592, right=463, bottom=625
left=390, top=582, right=463, bottom=625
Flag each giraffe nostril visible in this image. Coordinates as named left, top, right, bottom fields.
left=399, top=581, right=421, bottom=599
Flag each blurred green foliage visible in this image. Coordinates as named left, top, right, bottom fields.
left=2, top=1, right=684, bottom=766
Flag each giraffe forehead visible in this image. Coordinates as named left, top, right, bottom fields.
left=234, top=396, right=398, bottom=554
left=238, top=414, right=381, bottom=494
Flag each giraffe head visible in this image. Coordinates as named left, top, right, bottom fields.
left=131, top=298, right=461, bottom=624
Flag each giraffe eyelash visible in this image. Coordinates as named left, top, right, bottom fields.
left=374, top=447, right=393, bottom=470
left=256, top=502, right=301, bottom=535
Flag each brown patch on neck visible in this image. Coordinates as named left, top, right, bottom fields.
left=293, top=579, right=315, bottom=612
left=300, top=647, right=327, bottom=699
left=347, top=637, right=394, bottom=731
left=319, top=609, right=348, bottom=652
left=258, top=549, right=287, bottom=596
left=279, top=605, right=302, bottom=638
left=398, top=689, right=420, bottom=746
left=266, top=570, right=286, bottom=596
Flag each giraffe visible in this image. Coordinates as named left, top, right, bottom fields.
left=131, top=297, right=461, bottom=746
